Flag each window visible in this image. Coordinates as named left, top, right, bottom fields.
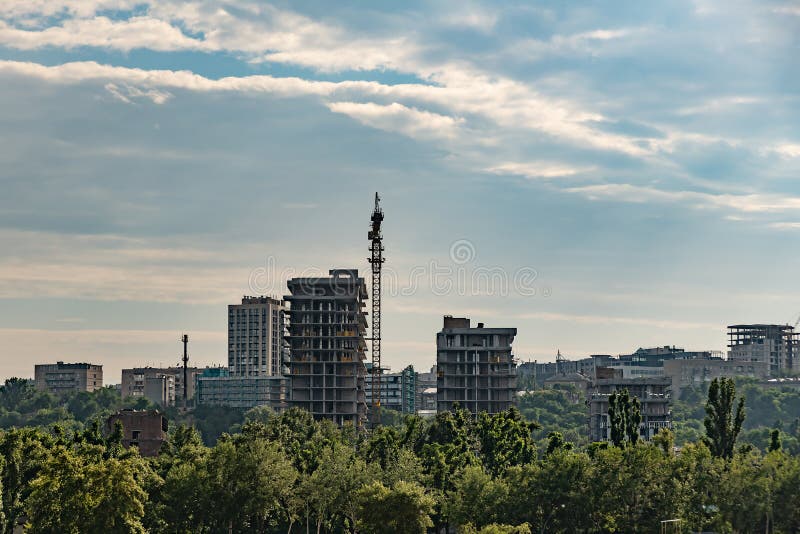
left=132, top=430, right=141, bottom=440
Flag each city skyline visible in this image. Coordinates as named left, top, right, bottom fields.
left=2, top=1, right=799, bottom=381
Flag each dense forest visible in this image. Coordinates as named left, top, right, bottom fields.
left=0, top=377, right=799, bottom=533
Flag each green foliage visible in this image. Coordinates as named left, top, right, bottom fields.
left=608, top=389, right=641, bottom=447
left=0, top=396, right=799, bottom=533
left=704, top=377, right=746, bottom=459
left=25, top=447, right=150, bottom=533
left=356, top=480, right=435, bottom=534
left=516, top=389, right=587, bottom=448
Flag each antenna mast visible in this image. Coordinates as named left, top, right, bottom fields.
left=368, top=193, right=385, bottom=427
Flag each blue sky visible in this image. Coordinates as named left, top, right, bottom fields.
left=1, top=0, right=799, bottom=382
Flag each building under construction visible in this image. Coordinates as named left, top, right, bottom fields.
left=285, top=269, right=369, bottom=427
left=587, top=375, right=672, bottom=443
left=728, top=324, right=800, bottom=376
left=436, top=316, right=517, bottom=415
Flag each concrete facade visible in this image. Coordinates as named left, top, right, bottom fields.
left=436, top=316, right=517, bottom=415
left=728, top=324, right=800, bottom=376
left=587, top=376, right=672, bottom=443
left=229, top=296, right=287, bottom=377
left=285, top=269, right=368, bottom=427
left=121, top=367, right=201, bottom=406
left=663, top=358, right=771, bottom=398
left=34, top=362, right=103, bottom=395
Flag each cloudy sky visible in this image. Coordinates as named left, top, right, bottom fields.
left=1, top=0, right=799, bottom=382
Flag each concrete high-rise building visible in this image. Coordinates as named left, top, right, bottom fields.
left=587, top=375, right=672, bottom=443
left=728, top=324, right=800, bottom=376
left=34, top=362, right=103, bottom=395
left=436, top=316, right=517, bottom=415
left=285, top=269, right=368, bottom=426
left=228, top=296, right=287, bottom=377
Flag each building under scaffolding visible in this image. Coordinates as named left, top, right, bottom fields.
left=285, top=269, right=369, bottom=427
left=728, top=324, right=800, bottom=376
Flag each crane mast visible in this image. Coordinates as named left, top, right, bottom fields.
left=368, top=193, right=385, bottom=426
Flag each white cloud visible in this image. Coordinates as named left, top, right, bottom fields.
left=567, top=183, right=800, bottom=213
left=769, top=222, right=800, bottom=230
left=105, top=82, right=172, bottom=104
left=327, top=101, right=464, bottom=140
left=0, top=17, right=207, bottom=52
left=770, top=143, right=800, bottom=159
left=486, top=161, right=591, bottom=179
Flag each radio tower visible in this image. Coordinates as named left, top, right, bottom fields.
left=368, top=193, right=385, bottom=427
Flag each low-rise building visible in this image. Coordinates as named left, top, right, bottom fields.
left=196, top=375, right=288, bottom=410
left=106, top=409, right=168, bottom=457
left=587, top=376, right=672, bottom=443
left=121, top=367, right=202, bottom=406
left=663, top=358, right=770, bottom=399
left=34, top=362, right=103, bottom=395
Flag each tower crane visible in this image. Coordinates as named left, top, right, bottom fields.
left=368, top=193, right=385, bottom=427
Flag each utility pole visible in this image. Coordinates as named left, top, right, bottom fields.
left=368, top=193, right=385, bottom=427
left=181, top=334, right=189, bottom=410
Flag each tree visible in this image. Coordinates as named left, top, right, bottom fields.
left=476, top=408, right=537, bottom=475
left=25, top=448, right=149, bottom=533
left=703, top=378, right=745, bottom=459
left=544, top=432, right=573, bottom=456
left=769, top=428, right=782, bottom=452
left=0, top=379, right=35, bottom=412
left=444, top=466, right=508, bottom=529
left=608, top=389, right=640, bottom=447
left=303, top=444, right=377, bottom=533
left=356, top=480, right=435, bottom=534
left=204, top=436, right=297, bottom=532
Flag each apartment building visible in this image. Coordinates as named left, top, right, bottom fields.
left=34, top=362, right=103, bottom=395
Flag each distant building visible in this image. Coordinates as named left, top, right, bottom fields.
left=121, top=367, right=202, bottom=406
left=728, top=324, right=800, bottom=376
left=663, top=358, right=770, bottom=398
left=366, top=365, right=416, bottom=414
left=436, top=316, right=517, bottom=415
left=285, top=269, right=369, bottom=427
left=543, top=372, right=591, bottom=403
left=528, top=355, right=603, bottom=386
left=587, top=376, right=672, bottom=443
left=34, top=362, right=103, bottom=395
left=416, top=365, right=437, bottom=415
left=195, top=375, right=288, bottom=410
left=106, top=409, right=167, bottom=457
left=144, top=374, right=175, bottom=407
left=229, top=296, right=288, bottom=377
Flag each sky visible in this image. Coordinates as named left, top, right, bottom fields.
left=0, top=0, right=799, bottom=383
